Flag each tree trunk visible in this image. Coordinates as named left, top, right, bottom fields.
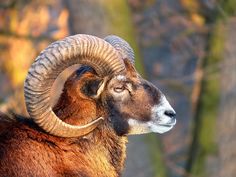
left=217, top=17, right=236, bottom=177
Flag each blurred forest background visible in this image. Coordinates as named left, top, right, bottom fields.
left=0, top=0, right=236, bottom=177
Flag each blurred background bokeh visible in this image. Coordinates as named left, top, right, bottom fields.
left=0, top=0, right=235, bottom=177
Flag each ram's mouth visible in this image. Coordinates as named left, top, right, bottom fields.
left=158, top=118, right=176, bottom=127
left=148, top=119, right=176, bottom=134
left=158, top=124, right=173, bottom=128
left=127, top=117, right=176, bottom=135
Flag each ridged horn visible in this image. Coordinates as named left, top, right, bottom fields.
left=24, top=34, right=125, bottom=137
left=104, top=35, right=135, bottom=64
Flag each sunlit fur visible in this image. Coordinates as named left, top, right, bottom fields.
left=0, top=60, right=175, bottom=177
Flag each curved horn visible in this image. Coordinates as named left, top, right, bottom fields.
left=24, top=34, right=125, bottom=137
left=104, top=35, right=135, bottom=64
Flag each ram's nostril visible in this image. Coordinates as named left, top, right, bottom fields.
left=164, top=110, right=176, bottom=118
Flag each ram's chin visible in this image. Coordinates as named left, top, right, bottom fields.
left=148, top=122, right=174, bottom=134
left=127, top=119, right=176, bottom=135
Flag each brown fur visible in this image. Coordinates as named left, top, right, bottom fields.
left=0, top=105, right=127, bottom=177
left=0, top=60, right=163, bottom=177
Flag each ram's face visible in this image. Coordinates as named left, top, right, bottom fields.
left=103, top=61, right=176, bottom=136
left=73, top=61, right=176, bottom=136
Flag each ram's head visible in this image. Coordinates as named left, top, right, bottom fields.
left=24, top=34, right=176, bottom=137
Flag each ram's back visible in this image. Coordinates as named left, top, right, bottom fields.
left=0, top=112, right=15, bottom=134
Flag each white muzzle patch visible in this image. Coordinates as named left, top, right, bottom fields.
left=128, top=95, right=176, bottom=135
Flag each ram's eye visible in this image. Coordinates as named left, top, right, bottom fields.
left=114, top=86, right=125, bottom=93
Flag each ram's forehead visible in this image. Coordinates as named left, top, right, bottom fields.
left=115, top=75, right=127, bottom=81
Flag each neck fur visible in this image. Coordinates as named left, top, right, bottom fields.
left=52, top=90, right=128, bottom=176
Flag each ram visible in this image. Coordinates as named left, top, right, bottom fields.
left=0, top=34, right=176, bottom=177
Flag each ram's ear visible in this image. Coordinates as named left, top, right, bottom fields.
left=81, top=78, right=107, bottom=98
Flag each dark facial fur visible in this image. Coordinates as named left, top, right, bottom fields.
left=73, top=61, right=162, bottom=136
